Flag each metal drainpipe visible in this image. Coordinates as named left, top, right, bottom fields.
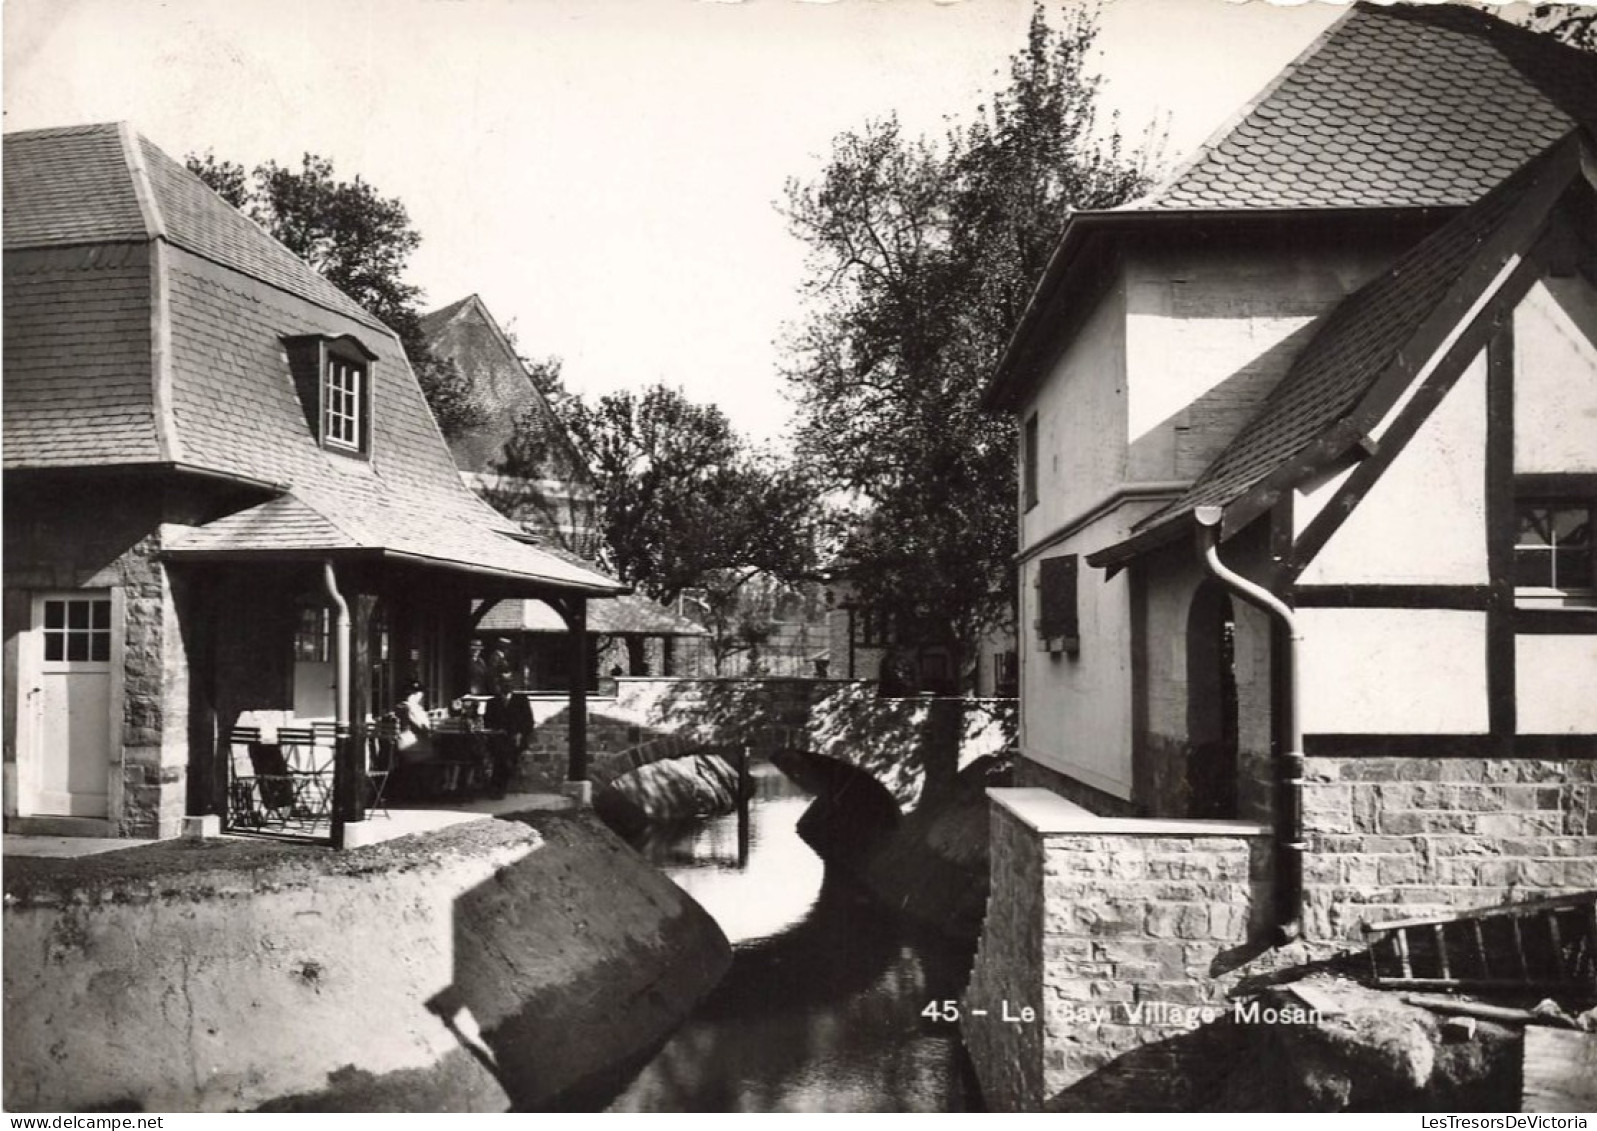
left=1193, top=506, right=1304, bottom=943
left=322, top=559, right=354, bottom=844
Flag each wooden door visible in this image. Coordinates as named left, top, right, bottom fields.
left=26, top=592, right=114, bottom=817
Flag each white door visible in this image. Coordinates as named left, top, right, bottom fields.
left=28, top=593, right=114, bottom=817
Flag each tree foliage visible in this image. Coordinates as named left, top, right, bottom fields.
left=494, top=383, right=819, bottom=641
left=783, top=3, right=1154, bottom=685
left=1522, top=4, right=1597, bottom=51
left=185, top=151, right=484, bottom=437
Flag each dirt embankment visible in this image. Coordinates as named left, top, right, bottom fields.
left=4, top=810, right=731, bottom=1112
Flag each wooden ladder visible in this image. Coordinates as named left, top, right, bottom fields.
left=1363, top=892, right=1597, bottom=994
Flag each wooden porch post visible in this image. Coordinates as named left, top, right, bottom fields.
left=567, top=596, right=588, bottom=783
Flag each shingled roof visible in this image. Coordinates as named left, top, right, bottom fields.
left=1138, top=3, right=1597, bottom=211
left=3, top=122, right=623, bottom=595
left=417, top=293, right=586, bottom=479
left=1090, top=130, right=1596, bottom=569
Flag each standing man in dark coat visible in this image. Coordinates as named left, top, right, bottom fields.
left=483, top=671, right=534, bottom=797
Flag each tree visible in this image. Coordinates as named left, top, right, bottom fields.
left=185, top=151, right=484, bottom=437
left=782, top=3, right=1154, bottom=689
left=1521, top=4, right=1597, bottom=51
left=492, top=382, right=820, bottom=670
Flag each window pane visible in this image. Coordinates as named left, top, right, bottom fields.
left=91, top=600, right=111, bottom=629
left=1517, top=507, right=1555, bottom=547
left=43, top=601, right=64, bottom=629
left=91, top=633, right=111, bottom=662
left=67, top=601, right=90, bottom=629
left=66, top=632, right=89, bottom=662
left=1553, top=546, right=1593, bottom=590
left=44, top=633, right=63, bottom=662
left=1515, top=548, right=1554, bottom=588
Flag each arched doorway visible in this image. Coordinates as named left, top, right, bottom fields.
left=1185, top=581, right=1239, bottom=818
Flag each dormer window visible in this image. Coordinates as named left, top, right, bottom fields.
left=283, top=333, right=378, bottom=457
left=324, top=355, right=364, bottom=450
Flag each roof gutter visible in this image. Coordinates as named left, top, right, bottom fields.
left=1194, top=506, right=1303, bottom=944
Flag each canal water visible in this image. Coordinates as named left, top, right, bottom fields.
left=605, top=761, right=984, bottom=1113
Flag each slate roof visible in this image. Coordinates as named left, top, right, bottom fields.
left=3, top=122, right=623, bottom=595
left=1138, top=3, right=1597, bottom=211
left=417, top=293, right=584, bottom=479
left=476, top=593, right=707, bottom=637
left=1094, top=132, right=1590, bottom=564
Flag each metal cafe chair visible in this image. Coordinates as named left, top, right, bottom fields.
left=276, top=726, right=333, bottom=831
left=228, top=725, right=296, bottom=830
left=225, top=725, right=266, bottom=829
left=364, top=716, right=400, bottom=819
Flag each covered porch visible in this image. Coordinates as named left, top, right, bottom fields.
left=166, top=532, right=625, bottom=848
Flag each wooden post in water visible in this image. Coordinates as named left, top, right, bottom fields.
left=737, top=744, right=752, bottom=867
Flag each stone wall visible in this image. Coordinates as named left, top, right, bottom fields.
left=3, top=479, right=200, bottom=838
left=1302, top=754, right=1597, bottom=940
left=964, top=788, right=1273, bottom=1112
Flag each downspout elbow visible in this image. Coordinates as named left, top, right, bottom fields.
left=1193, top=507, right=1305, bottom=945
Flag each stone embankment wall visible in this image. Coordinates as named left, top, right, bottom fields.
left=964, top=788, right=1272, bottom=1112
left=3, top=809, right=730, bottom=1112
left=1302, top=755, right=1597, bottom=940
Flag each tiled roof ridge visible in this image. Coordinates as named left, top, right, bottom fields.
left=1126, top=4, right=1356, bottom=212
left=115, top=123, right=184, bottom=465
left=419, top=293, right=480, bottom=333
left=3, top=121, right=124, bottom=142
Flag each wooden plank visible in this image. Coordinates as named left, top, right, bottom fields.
left=1522, top=1028, right=1597, bottom=1113
left=1473, top=919, right=1490, bottom=978
left=1512, top=918, right=1530, bottom=977
left=1434, top=923, right=1452, bottom=980
left=1547, top=914, right=1566, bottom=979
left=1396, top=928, right=1414, bottom=979
left=1366, top=891, right=1597, bottom=932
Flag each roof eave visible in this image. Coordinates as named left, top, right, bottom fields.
left=160, top=542, right=627, bottom=597
left=981, top=204, right=1460, bottom=415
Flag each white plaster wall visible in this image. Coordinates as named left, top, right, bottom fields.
left=1123, top=244, right=1392, bottom=482
left=1515, top=275, right=1597, bottom=473
left=1293, top=461, right=1358, bottom=537
left=1299, top=608, right=1489, bottom=734
left=1020, top=279, right=1127, bottom=547
left=1516, top=634, right=1597, bottom=734
left=1019, top=510, right=1153, bottom=801
left=1297, top=353, right=1489, bottom=585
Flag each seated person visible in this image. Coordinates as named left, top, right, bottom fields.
left=483, top=672, right=535, bottom=795
left=394, top=679, right=436, bottom=765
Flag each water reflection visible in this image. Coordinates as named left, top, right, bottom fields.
left=608, top=763, right=982, bottom=1113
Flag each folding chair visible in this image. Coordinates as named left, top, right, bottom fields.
left=365, top=716, right=399, bottom=818
left=226, top=725, right=265, bottom=829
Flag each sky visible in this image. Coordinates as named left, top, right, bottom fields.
left=4, top=0, right=1390, bottom=443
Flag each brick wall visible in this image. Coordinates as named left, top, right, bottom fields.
left=964, top=789, right=1272, bottom=1111
left=1302, top=755, right=1597, bottom=940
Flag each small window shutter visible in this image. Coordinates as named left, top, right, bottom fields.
left=1036, top=554, right=1079, bottom=655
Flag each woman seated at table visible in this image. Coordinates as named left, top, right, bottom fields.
left=394, top=679, right=436, bottom=765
